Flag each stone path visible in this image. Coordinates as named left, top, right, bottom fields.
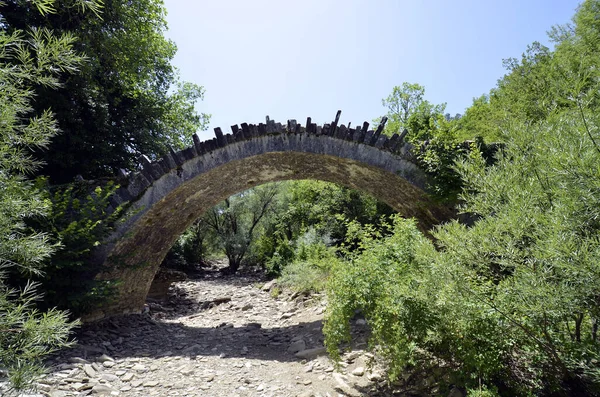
left=7, top=267, right=389, bottom=397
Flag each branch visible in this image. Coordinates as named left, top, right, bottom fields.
left=577, top=100, right=600, bottom=155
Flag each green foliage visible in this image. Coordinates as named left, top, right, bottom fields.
left=378, top=82, right=447, bottom=141
left=379, top=82, right=426, bottom=135
left=203, top=184, right=280, bottom=273
left=0, top=281, right=79, bottom=393
left=31, top=179, right=125, bottom=315
left=326, top=6, right=600, bottom=391
left=455, top=95, right=503, bottom=142
left=0, top=0, right=210, bottom=182
left=0, top=1, right=97, bottom=392
left=278, top=229, right=339, bottom=294
left=262, top=236, right=295, bottom=277
left=466, top=386, right=501, bottom=397
left=324, top=217, right=440, bottom=381
left=162, top=218, right=218, bottom=271
left=255, top=180, right=394, bottom=275
left=435, top=110, right=600, bottom=393
left=378, top=83, right=469, bottom=202
left=164, top=180, right=394, bottom=278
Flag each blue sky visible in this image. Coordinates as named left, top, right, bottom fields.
left=164, top=1, right=580, bottom=141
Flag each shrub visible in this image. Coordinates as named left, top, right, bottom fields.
left=31, top=179, right=125, bottom=316
left=279, top=229, right=339, bottom=294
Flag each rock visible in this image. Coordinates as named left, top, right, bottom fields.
left=132, top=364, right=147, bottom=372
left=182, top=343, right=203, bottom=355
left=344, top=350, right=363, bottom=363
left=70, top=383, right=88, bottom=391
left=143, top=380, right=159, bottom=387
left=448, top=386, right=465, bottom=397
left=102, top=373, right=119, bottom=382
left=91, top=384, right=113, bottom=395
left=68, top=357, right=90, bottom=364
left=36, top=383, right=52, bottom=392
left=35, top=268, right=394, bottom=397
left=204, top=374, right=215, bottom=382
left=98, top=354, right=114, bottom=362
left=83, top=364, right=97, bottom=378
left=295, top=347, right=327, bottom=360
left=288, top=339, right=306, bottom=354
left=261, top=280, right=276, bottom=291
left=351, top=367, right=365, bottom=376
left=333, top=373, right=362, bottom=397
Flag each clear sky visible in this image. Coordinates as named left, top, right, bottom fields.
left=164, top=1, right=580, bottom=141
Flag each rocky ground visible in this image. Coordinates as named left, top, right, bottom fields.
left=3, top=264, right=397, bottom=397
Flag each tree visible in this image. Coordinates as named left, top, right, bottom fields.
left=378, top=82, right=448, bottom=142
left=0, top=0, right=99, bottom=392
left=204, top=184, right=280, bottom=274
left=0, top=0, right=209, bottom=182
left=327, top=2, right=600, bottom=394
left=252, top=180, right=395, bottom=275
left=381, top=82, right=426, bottom=134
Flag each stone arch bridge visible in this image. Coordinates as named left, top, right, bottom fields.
left=86, top=111, right=453, bottom=321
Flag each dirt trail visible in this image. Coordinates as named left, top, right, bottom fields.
left=16, top=265, right=388, bottom=397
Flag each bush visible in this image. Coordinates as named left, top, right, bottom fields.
left=324, top=216, right=443, bottom=382
left=324, top=112, right=600, bottom=395
left=278, top=229, right=339, bottom=294
left=30, top=179, right=125, bottom=316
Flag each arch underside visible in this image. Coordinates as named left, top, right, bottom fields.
left=87, top=150, right=450, bottom=321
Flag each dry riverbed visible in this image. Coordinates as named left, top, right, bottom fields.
left=4, top=266, right=393, bottom=397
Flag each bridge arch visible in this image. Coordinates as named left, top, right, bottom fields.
left=86, top=113, right=452, bottom=321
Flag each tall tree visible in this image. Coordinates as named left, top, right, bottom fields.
left=379, top=82, right=446, bottom=141
left=0, top=0, right=209, bottom=182
left=0, top=0, right=99, bottom=392
left=204, top=184, right=280, bottom=274
left=381, top=82, right=426, bottom=133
